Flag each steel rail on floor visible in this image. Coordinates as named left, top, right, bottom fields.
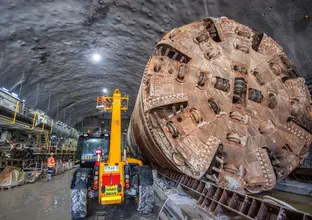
left=157, top=168, right=312, bottom=220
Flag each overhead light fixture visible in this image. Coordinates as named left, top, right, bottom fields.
left=92, top=53, right=101, bottom=62
left=103, top=88, right=108, bottom=94
left=2, top=87, right=9, bottom=92
left=12, top=93, right=18, bottom=98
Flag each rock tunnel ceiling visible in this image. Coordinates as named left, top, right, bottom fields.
left=0, top=0, right=311, bottom=127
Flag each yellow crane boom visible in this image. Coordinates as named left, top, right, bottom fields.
left=96, top=89, right=128, bottom=163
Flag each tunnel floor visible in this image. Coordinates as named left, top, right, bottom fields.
left=0, top=170, right=160, bottom=220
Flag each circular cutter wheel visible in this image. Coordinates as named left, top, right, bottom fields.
left=128, top=17, right=312, bottom=193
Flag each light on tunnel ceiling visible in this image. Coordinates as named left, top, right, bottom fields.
left=2, top=87, right=9, bottom=92
left=92, top=53, right=101, bottom=62
left=103, top=88, right=108, bottom=94
left=12, top=93, right=18, bottom=98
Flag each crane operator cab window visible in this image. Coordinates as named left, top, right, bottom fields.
left=76, top=133, right=110, bottom=166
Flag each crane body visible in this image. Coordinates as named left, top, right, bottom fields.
left=70, top=89, right=154, bottom=219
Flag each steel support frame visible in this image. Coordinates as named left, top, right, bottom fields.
left=157, top=168, right=312, bottom=220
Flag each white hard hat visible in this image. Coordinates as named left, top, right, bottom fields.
left=50, top=153, right=54, bottom=156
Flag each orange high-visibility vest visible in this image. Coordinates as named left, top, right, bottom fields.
left=48, top=156, right=55, bottom=168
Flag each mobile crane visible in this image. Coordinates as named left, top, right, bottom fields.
left=70, top=89, right=154, bottom=219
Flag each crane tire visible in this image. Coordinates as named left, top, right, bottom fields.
left=71, top=187, right=87, bottom=220
left=136, top=185, right=154, bottom=215
left=71, top=170, right=89, bottom=220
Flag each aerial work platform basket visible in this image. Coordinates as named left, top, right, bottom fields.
left=96, top=89, right=129, bottom=112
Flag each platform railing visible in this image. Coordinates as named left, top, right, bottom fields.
left=7, top=102, right=19, bottom=124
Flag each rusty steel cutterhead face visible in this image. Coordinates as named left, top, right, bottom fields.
left=127, top=17, right=312, bottom=193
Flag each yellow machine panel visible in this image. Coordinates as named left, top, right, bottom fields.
left=98, top=161, right=125, bottom=205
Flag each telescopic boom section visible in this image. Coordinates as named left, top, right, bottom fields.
left=96, top=89, right=129, bottom=164
left=109, top=89, right=122, bottom=163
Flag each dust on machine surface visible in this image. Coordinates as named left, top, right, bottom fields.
left=127, top=17, right=312, bottom=194
left=70, top=89, right=154, bottom=219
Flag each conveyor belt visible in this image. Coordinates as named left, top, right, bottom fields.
left=0, top=106, right=51, bottom=131
left=157, top=168, right=312, bottom=220
left=0, top=106, right=33, bottom=125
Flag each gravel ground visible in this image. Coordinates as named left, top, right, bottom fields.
left=0, top=169, right=160, bottom=220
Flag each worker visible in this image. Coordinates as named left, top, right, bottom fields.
left=47, top=153, right=56, bottom=181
